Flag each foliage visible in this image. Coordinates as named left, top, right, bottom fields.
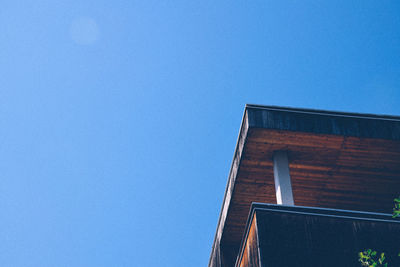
left=392, top=197, right=400, bottom=219
left=359, top=249, right=387, bottom=267
left=357, top=197, right=400, bottom=266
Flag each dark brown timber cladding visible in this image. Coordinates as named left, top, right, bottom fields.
left=238, top=213, right=260, bottom=267
left=221, top=129, right=400, bottom=266
left=209, top=105, right=400, bottom=267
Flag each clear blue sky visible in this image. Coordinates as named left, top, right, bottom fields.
left=1, top=1, right=400, bottom=266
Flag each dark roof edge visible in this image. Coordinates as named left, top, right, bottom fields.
left=246, top=104, right=400, bottom=121
left=250, top=202, right=395, bottom=219
left=245, top=104, right=400, bottom=140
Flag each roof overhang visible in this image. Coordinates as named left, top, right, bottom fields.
left=209, top=105, right=400, bottom=267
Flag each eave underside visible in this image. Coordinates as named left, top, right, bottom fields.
left=221, top=128, right=400, bottom=266
left=210, top=105, right=400, bottom=267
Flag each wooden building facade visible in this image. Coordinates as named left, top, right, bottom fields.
left=209, top=105, right=400, bottom=267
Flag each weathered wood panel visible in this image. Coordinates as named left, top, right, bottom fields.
left=238, top=213, right=260, bottom=267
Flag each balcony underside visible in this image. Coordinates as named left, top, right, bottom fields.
left=237, top=204, right=400, bottom=267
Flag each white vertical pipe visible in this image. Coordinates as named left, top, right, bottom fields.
left=273, top=151, right=294, bottom=205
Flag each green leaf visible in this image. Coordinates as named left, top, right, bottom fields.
left=392, top=210, right=400, bottom=218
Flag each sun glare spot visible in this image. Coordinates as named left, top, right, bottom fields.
left=69, top=17, right=99, bottom=45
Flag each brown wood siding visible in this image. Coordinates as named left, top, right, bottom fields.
left=219, top=128, right=400, bottom=267
left=238, top=213, right=260, bottom=267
